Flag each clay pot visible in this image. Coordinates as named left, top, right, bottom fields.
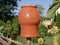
left=18, top=5, right=40, bottom=37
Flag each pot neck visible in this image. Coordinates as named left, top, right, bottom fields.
left=21, top=5, right=37, bottom=8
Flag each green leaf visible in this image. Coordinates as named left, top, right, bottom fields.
left=56, top=13, right=60, bottom=28
left=38, top=23, right=47, bottom=37
left=47, top=3, right=60, bottom=18
left=44, top=36, right=53, bottom=45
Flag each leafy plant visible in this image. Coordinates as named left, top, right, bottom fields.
left=47, top=0, right=60, bottom=18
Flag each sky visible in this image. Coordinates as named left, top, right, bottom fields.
left=16, top=0, right=53, bottom=16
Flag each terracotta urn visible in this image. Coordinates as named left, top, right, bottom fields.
left=18, top=5, right=40, bottom=38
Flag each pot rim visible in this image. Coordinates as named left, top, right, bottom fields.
left=21, top=5, right=37, bottom=8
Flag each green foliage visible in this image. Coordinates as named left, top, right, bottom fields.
left=44, top=36, right=53, bottom=45
left=0, top=20, right=4, bottom=33
left=3, top=31, right=8, bottom=37
left=0, top=0, right=20, bottom=22
left=11, top=16, right=19, bottom=35
left=32, top=23, right=47, bottom=43
left=46, top=0, right=60, bottom=44
left=16, top=36, right=26, bottom=44
left=11, top=42, right=16, bottom=45
left=4, top=20, right=12, bottom=33
left=2, top=20, right=12, bottom=37
left=37, top=4, right=44, bottom=16
left=56, top=13, right=60, bottom=28
left=0, top=0, right=22, bottom=45
left=0, top=16, right=20, bottom=39
left=11, top=16, right=20, bottom=40
left=11, top=35, right=17, bottom=40
left=38, top=23, right=47, bottom=38
left=53, top=0, right=60, bottom=2
left=47, top=0, right=60, bottom=18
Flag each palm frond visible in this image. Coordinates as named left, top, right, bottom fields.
left=47, top=3, right=60, bottom=18
left=49, top=1, right=60, bottom=9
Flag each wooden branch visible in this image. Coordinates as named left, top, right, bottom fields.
left=0, top=38, right=10, bottom=45
left=0, top=33, right=23, bottom=45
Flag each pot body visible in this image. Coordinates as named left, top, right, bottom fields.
left=18, top=5, right=40, bottom=37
